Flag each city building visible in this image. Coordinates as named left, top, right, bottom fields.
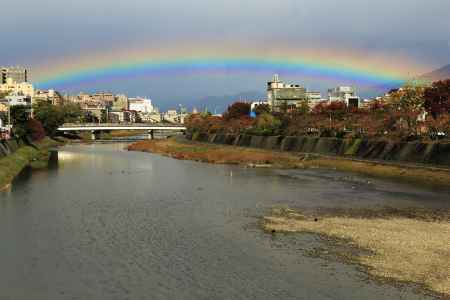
left=328, top=86, right=360, bottom=108
left=108, top=110, right=137, bottom=123
left=1, top=94, right=32, bottom=107
left=0, top=78, right=34, bottom=97
left=1, top=66, right=28, bottom=84
left=112, top=94, right=129, bottom=111
left=267, top=74, right=307, bottom=111
left=129, top=97, right=154, bottom=113
left=250, top=100, right=269, bottom=112
left=305, top=91, right=323, bottom=109
left=92, top=92, right=114, bottom=105
left=33, top=89, right=64, bottom=106
left=163, top=109, right=187, bottom=124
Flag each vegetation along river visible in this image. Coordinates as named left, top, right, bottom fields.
left=1, top=143, right=449, bottom=299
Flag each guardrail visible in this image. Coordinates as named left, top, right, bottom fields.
left=59, top=123, right=185, bottom=128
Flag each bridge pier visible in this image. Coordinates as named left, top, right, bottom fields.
left=91, top=131, right=100, bottom=141
left=147, top=130, right=154, bottom=140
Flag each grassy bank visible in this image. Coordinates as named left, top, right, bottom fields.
left=128, top=138, right=450, bottom=188
left=0, top=138, right=62, bottom=190
left=263, top=208, right=450, bottom=298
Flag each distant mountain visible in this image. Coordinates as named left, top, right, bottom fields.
left=419, top=64, right=450, bottom=82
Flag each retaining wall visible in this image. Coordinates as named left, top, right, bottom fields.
left=0, top=138, right=27, bottom=158
left=190, top=133, right=450, bottom=167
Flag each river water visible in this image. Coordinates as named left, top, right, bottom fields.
left=1, top=143, right=449, bottom=300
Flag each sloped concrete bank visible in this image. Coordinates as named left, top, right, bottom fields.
left=189, top=133, right=450, bottom=167
left=0, top=138, right=62, bottom=190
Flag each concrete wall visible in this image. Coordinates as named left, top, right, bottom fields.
left=190, top=133, right=450, bottom=167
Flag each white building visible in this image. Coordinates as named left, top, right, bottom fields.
left=3, top=94, right=32, bottom=106
left=250, top=100, right=269, bottom=112
left=163, top=109, right=187, bottom=124
left=328, top=86, right=360, bottom=108
left=129, top=97, right=154, bottom=113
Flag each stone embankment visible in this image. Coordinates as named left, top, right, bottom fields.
left=189, top=133, right=450, bottom=167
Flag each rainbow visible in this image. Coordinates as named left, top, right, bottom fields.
left=33, top=43, right=426, bottom=90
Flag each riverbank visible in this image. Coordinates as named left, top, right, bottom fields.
left=0, top=138, right=63, bottom=190
left=263, top=207, right=450, bottom=298
left=128, top=138, right=450, bottom=188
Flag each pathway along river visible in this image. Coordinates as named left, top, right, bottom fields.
left=1, top=143, right=449, bottom=299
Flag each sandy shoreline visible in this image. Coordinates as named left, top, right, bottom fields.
left=263, top=207, right=450, bottom=298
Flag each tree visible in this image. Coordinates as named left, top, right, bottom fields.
left=223, top=102, right=251, bottom=120
left=33, top=101, right=65, bottom=137
left=83, top=111, right=99, bottom=123
left=62, top=103, right=83, bottom=123
left=33, top=101, right=84, bottom=136
left=389, top=85, right=426, bottom=138
left=10, top=105, right=30, bottom=138
left=424, top=80, right=450, bottom=117
left=296, top=100, right=310, bottom=115
left=0, top=92, right=9, bottom=99
left=253, top=113, right=281, bottom=135
left=254, top=104, right=271, bottom=116
left=26, top=119, right=46, bottom=141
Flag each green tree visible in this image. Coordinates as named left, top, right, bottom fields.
left=10, top=106, right=31, bottom=138
left=33, top=101, right=83, bottom=136
left=33, top=101, right=64, bottom=137
left=253, top=113, right=281, bottom=135
left=62, top=103, right=83, bottom=123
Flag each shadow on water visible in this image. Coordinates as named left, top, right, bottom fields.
left=10, top=149, right=59, bottom=192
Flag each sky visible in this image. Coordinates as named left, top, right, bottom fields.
left=2, top=0, right=450, bottom=110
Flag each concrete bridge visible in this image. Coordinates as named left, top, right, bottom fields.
left=58, top=123, right=187, bottom=140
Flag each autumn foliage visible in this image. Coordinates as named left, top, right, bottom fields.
left=186, top=80, right=450, bottom=141
left=26, top=119, right=46, bottom=141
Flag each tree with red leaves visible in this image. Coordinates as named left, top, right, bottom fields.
left=223, top=102, right=251, bottom=121
left=424, top=80, right=450, bottom=117
left=26, top=119, right=46, bottom=141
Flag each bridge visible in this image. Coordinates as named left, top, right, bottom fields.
left=58, top=123, right=187, bottom=140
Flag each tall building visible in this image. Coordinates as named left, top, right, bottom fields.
left=267, top=74, right=307, bottom=111
left=1, top=66, right=28, bottom=84
left=0, top=78, right=34, bottom=97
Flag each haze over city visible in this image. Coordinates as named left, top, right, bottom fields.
left=2, top=0, right=450, bottom=110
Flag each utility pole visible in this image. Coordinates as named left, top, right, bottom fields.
left=7, top=96, right=11, bottom=136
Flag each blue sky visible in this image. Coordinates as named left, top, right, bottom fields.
left=2, top=0, right=450, bottom=109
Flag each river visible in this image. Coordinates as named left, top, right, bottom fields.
left=1, top=143, right=449, bottom=299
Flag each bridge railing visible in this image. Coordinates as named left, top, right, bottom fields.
left=60, top=123, right=186, bottom=128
